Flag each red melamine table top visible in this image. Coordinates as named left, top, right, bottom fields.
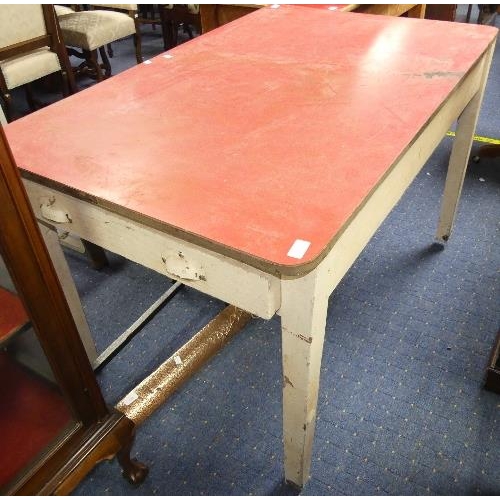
left=5, top=6, right=497, bottom=273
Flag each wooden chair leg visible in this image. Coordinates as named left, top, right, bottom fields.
left=98, top=46, right=112, bottom=78
left=466, top=4, right=472, bottom=22
left=133, top=19, right=143, bottom=64
left=84, top=49, right=104, bottom=81
left=184, top=23, right=194, bottom=39
left=159, top=7, right=168, bottom=50
left=107, top=43, right=114, bottom=58
left=24, top=83, right=38, bottom=111
left=163, top=22, right=178, bottom=49
left=59, top=70, right=70, bottom=98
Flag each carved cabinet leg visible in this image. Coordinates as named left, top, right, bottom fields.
left=117, top=431, right=149, bottom=485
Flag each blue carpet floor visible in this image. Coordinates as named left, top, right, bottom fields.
left=7, top=6, right=500, bottom=496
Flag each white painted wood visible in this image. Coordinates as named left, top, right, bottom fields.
left=57, top=230, right=86, bottom=253
left=24, top=183, right=281, bottom=319
left=281, top=268, right=329, bottom=487
left=436, top=43, right=496, bottom=242
left=278, top=51, right=490, bottom=487
left=277, top=55, right=485, bottom=308
left=38, top=222, right=97, bottom=363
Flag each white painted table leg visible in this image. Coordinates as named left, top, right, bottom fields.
left=38, top=222, right=98, bottom=364
left=436, top=44, right=495, bottom=242
left=281, top=269, right=329, bottom=488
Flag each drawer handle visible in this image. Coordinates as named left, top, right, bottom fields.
left=162, top=252, right=206, bottom=281
left=40, top=197, right=72, bottom=224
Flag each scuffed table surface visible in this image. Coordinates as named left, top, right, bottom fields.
left=5, top=6, right=497, bottom=272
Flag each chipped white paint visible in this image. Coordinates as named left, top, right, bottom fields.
left=40, top=196, right=72, bottom=223
left=24, top=181, right=280, bottom=319
left=162, top=252, right=205, bottom=281
left=38, top=222, right=97, bottom=364
left=57, top=230, right=86, bottom=254
left=281, top=268, right=329, bottom=487
left=277, top=44, right=494, bottom=488
left=436, top=43, right=495, bottom=242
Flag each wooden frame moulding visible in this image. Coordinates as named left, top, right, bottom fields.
left=0, top=125, right=146, bottom=494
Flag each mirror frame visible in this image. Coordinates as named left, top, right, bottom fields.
left=0, top=126, right=146, bottom=494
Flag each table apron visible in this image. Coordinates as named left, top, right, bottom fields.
left=23, top=179, right=281, bottom=320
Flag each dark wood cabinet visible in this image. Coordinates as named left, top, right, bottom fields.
left=424, top=4, right=457, bottom=21
left=0, top=126, right=147, bottom=494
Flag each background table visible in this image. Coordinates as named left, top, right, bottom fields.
left=199, top=4, right=426, bottom=33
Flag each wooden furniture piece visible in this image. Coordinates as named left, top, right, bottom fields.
left=425, top=4, right=457, bottom=21
left=0, top=4, right=76, bottom=122
left=160, top=4, right=201, bottom=49
left=352, top=3, right=426, bottom=16
left=0, top=125, right=147, bottom=494
left=199, top=3, right=426, bottom=33
left=128, top=5, right=168, bottom=50
left=55, top=4, right=142, bottom=81
left=473, top=143, right=500, bottom=161
left=4, top=6, right=497, bottom=489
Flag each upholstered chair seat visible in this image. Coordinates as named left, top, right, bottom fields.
left=0, top=47, right=61, bottom=90
left=0, top=4, right=74, bottom=121
left=55, top=5, right=142, bottom=81
left=58, top=10, right=136, bottom=52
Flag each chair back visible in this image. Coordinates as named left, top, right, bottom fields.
left=0, top=5, right=48, bottom=49
left=0, top=4, right=76, bottom=120
left=0, top=5, right=67, bottom=62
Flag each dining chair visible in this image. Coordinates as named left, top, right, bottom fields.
left=55, top=4, right=142, bottom=82
left=0, top=4, right=75, bottom=122
left=89, top=4, right=142, bottom=60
